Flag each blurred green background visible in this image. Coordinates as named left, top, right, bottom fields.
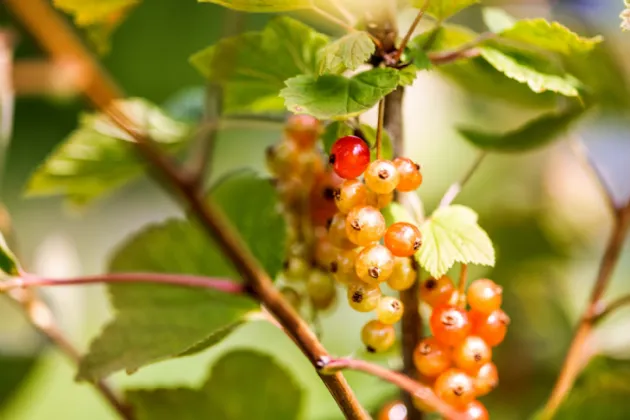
left=1, top=0, right=630, bottom=419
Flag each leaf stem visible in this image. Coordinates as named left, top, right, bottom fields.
left=457, top=264, right=468, bottom=308
left=376, top=98, right=385, bottom=160
left=439, top=151, right=487, bottom=208
left=311, top=5, right=383, bottom=49
left=321, top=358, right=464, bottom=419
left=0, top=272, right=245, bottom=294
left=392, top=0, right=431, bottom=63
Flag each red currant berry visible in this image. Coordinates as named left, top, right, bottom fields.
left=393, top=157, right=422, bottom=192
left=329, top=136, right=370, bottom=179
left=467, top=279, right=503, bottom=314
left=328, top=212, right=356, bottom=249
left=463, top=401, right=489, bottom=420
left=355, top=244, right=395, bottom=284
left=434, top=369, right=476, bottom=409
left=384, top=222, right=422, bottom=257
left=419, top=276, right=455, bottom=308
left=346, top=206, right=386, bottom=246
left=470, top=309, right=510, bottom=347
left=365, top=160, right=400, bottom=194
left=309, top=170, right=343, bottom=226
left=377, top=400, right=407, bottom=420
left=387, top=257, right=418, bottom=291
left=361, top=320, right=396, bottom=353
left=413, top=337, right=451, bottom=378
left=474, top=362, right=498, bottom=397
left=335, top=179, right=368, bottom=213
left=347, top=282, right=381, bottom=312
left=452, top=336, right=492, bottom=374
left=376, top=296, right=404, bottom=324
left=285, top=114, right=321, bottom=149
left=430, top=305, right=471, bottom=346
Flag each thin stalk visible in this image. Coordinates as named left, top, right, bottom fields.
left=591, top=294, right=630, bottom=324
left=439, top=152, right=487, bottom=208
left=376, top=98, right=385, bottom=160
left=457, top=264, right=468, bottom=308
left=391, top=0, right=431, bottom=63
left=428, top=33, right=495, bottom=66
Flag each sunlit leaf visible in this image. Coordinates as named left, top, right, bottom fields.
left=382, top=202, right=416, bottom=226
left=413, top=0, right=479, bottom=20
left=318, top=32, right=375, bottom=74
left=198, top=0, right=311, bottom=12
left=482, top=7, right=517, bottom=33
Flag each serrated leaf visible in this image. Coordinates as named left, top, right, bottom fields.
left=128, top=350, right=302, bottom=420
left=500, top=19, right=602, bottom=56
left=198, top=0, right=311, bottom=12
left=413, top=0, right=479, bottom=20
left=416, top=205, right=494, bottom=278
left=479, top=47, right=582, bottom=97
left=321, top=121, right=354, bottom=153
left=482, top=7, right=517, bottom=33
left=398, top=65, right=419, bottom=86
left=318, top=32, right=375, bottom=74
left=281, top=68, right=399, bottom=119
left=458, top=106, right=586, bottom=152
left=78, top=172, right=285, bottom=381
left=190, top=16, right=327, bottom=113
left=382, top=202, right=416, bottom=226
left=0, top=233, right=20, bottom=276
left=25, top=99, right=191, bottom=207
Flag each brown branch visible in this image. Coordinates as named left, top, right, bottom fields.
left=391, top=0, right=431, bottom=63
left=428, top=33, right=495, bottom=66
left=321, top=358, right=464, bottom=420
left=543, top=204, right=630, bottom=418
left=4, top=1, right=368, bottom=418
left=0, top=272, right=244, bottom=294
left=439, top=152, right=487, bottom=208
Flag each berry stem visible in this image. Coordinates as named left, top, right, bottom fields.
left=321, top=358, right=465, bottom=420
left=543, top=202, right=630, bottom=419
left=439, top=151, right=487, bottom=208
left=376, top=98, right=386, bottom=160
left=391, top=0, right=431, bottom=63
left=0, top=272, right=246, bottom=294
left=6, top=1, right=369, bottom=419
left=457, top=264, right=468, bottom=308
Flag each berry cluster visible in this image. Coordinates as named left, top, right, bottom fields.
left=412, top=277, right=510, bottom=418
left=326, top=135, right=423, bottom=353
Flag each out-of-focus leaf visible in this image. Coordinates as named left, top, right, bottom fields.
left=358, top=124, right=393, bottom=161
left=482, top=7, right=517, bottom=33
left=25, top=98, right=191, bottom=206
left=457, top=106, right=586, bottom=152
left=198, top=0, right=311, bottom=12
left=190, top=17, right=327, bottom=113
left=127, top=350, right=303, bottom=420
left=280, top=68, right=399, bottom=119
left=0, top=233, right=20, bottom=276
left=78, top=172, right=284, bottom=381
left=162, top=86, right=205, bottom=123
left=412, top=49, right=433, bottom=71
left=321, top=121, right=353, bottom=154
left=382, top=202, right=416, bottom=226
left=417, top=205, right=495, bottom=278
left=318, top=32, right=375, bottom=74
left=412, top=0, right=479, bottom=20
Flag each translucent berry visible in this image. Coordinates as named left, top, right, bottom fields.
left=470, top=309, right=510, bottom=347
left=413, top=337, right=451, bottom=378
left=384, top=222, right=423, bottom=257
left=285, top=114, right=321, bottom=149
left=314, top=237, right=337, bottom=270
left=328, top=212, right=356, bottom=249
left=334, top=247, right=361, bottom=276
left=275, top=177, right=304, bottom=208
left=474, top=362, right=498, bottom=397
left=376, top=296, right=404, bottom=324
left=434, top=369, right=475, bottom=408
left=361, top=320, right=396, bottom=353
left=365, top=160, right=400, bottom=194
left=419, top=276, right=455, bottom=307
left=393, top=157, right=422, bottom=192
left=452, top=336, right=492, bottom=374
left=329, top=136, right=370, bottom=179
left=279, top=286, right=302, bottom=311
left=387, top=257, right=417, bottom=291
left=307, top=270, right=337, bottom=309
left=355, top=244, right=395, bottom=284
left=347, top=283, right=381, bottom=312
left=266, top=141, right=299, bottom=178
left=430, top=305, right=471, bottom=346
left=377, top=400, right=407, bottom=420
left=309, top=170, right=343, bottom=226
left=283, top=257, right=309, bottom=282
left=467, top=279, right=503, bottom=314
left=335, top=180, right=368, bottom=214
left=464, top=401, right=489, bottom=420
left=346, top=206, right=386, bottom=246
left=367, top=190, right=394, bottom=209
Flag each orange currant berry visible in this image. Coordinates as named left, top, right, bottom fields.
left=285, top=114, right=321, bottom=149
left=463, top=401, right=489, bottom=420
left=328, top=212, right=356, bottom=249
left=434, top=369, right=476, bottom=409
left=345, top=206, right=386, bottom=246
left=474, top=362, right=498, bottom=397
left=365, top=160, right=400, bottom=194
left=377, top=400, right=407, bottom=420
left=387, top=257, right=418, bottom=291
left=430, top=305, right=471, bottom=346
left=361, top=320, right=396, bottom=353
left=384, top=222, right=422, bottom=257
left=452, top=336, right=492, bottom=374
left=413, top=337, right=451, bottom=378
left=470, top=309, right=510, bottom=347
left=355, top=244, right=395, bottom=284
left=376, top=296, right=404, bottom=324
left=467, top=279, right=503, bottom=314
left=347, top=282, right=381, bottom=312
left=393, top=157, right=422, bottom=192
left=419, top=276, right=455, bottom=307
left=334, top=179, right=368, bottom=214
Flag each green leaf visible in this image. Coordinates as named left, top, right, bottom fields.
left=321, top=121, right=354, bottom=153
left=78, top=171, right=285, bottom=381
left=190, top=16, right=327, bottom=113
left=398, top=65, right=419, bottom=87
left=382, top=202, right=416, bottom=226
left=280, top=68, right=399, bottom=119
left=412, top=49, right=433, bottom=70
left=482, top=7, right=517, bottom=33
left=198, top=0, right=311, bottom=12
left=458, top=106, right=586, bottom=152
left=500, top=19, right=602, bottom=56
left=359, top=124, right=393, bottom=161
left=479, top=47, right=582, bottom=97
left=318, top=32, right=375, bottom=74
left=128, top=350, right=303, bottom=420
left=417, top=205, right=494, bottom=278
left=413, top=0, right=479, bottom=20
left=0, top=233, right=19, bottom=276
left=25, top=98, right=191, bottom=206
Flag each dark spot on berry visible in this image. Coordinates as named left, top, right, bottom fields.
left=414, top=162, right=421, bottom=171
left=352, top=291, right=363, bottom=303
left=420, top=343, right=431, bottom=355
left=330, top=262, right=338, bottom=273
left=333, top=188, right=341, bottom=201
left=410, top=258, right=419, bottom=271
left=283, top=260, right=289, bottom=270
left=413, top=238, right=422, bottom=251
left=453, top=386, right=464, bottom=396
left=499, top=313, right=511, bottom=325
left=265, top=146, right=275, bottom=158
left=474, top=353, right=482, bottom=362
left=391, top=301, right=401, bottom=310
left=378, top=169, right=390, bottom=180
left=425, top=278, right=437, bottom=290
left=368, top=267, right=381, bottom=279
left=351, top=219, right=361, bottom=231
left=442, top=313, right=456, bottom=327
left=323, top=187, right=336, bottom=201
left=326, top=218, right=333, bottom=229
left=366, top=346, right=376, bottom=353
left=328, top=154, right=336, bottom=165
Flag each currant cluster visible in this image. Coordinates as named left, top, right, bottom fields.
left=412, top=277, right=510, bottom=418
left=325, top=135, right=423, bottom=353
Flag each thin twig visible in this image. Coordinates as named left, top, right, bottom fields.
left=188, top=84, right=222, bottom=189
left=591, top=294, right=630, bottom=324
left=428, top=33, right=495, bottom=66
left=321, top=358, right=464, bottom=420
left=311, top=5, right=383, bottom=49
left=376, top=98, right=385, bottom=160
left=392, top=0, right=431, bottom=63
left=439, top=151, right=487, bottom=208
left=457, top=264, right=468, bottom=308
left=4, top=1, right=369, bottom=417
left=0, top=272, right=244, bottom=294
